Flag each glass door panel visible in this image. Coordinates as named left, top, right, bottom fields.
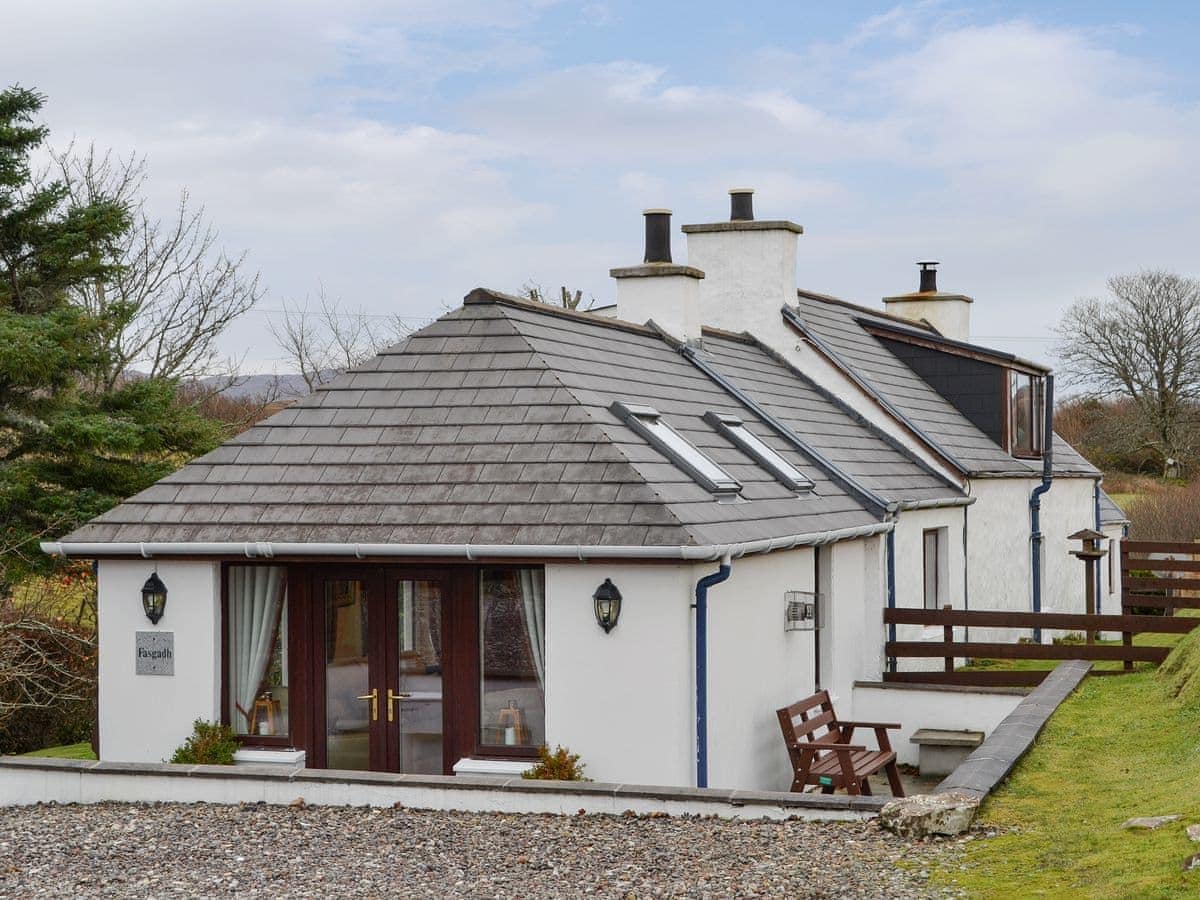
left=324, top=579, right=373, bottom=770
left=390, top=580, right=443, bottom=775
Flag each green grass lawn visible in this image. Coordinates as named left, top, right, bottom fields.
left=17, top=742, right=96, bottom=760
left=933, top=625, right=1200, bottom=898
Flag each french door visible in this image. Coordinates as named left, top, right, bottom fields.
left=318, top=569, right=449, bottom=774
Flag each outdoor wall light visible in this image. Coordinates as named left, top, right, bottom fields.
left=593, top=578, right=622, bottom=633
left=141, top=571, right=168, bottom=625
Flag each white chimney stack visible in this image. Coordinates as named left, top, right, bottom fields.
left=681, top=189, right=804, bottom=339
left=882, top=262, right=972, bottom=342
left=611, top=209, right=704, bottom=344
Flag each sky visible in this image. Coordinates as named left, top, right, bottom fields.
left=7, top=0, right=1200, bottom=376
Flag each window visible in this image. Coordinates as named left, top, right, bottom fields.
left=611, top=402, right=741, bottom=494
left=227, top=565, right=289, bottom=738
left=702, top=412, right=814, bottom=492
left=922, top=529, right=941, bottom=610
left=1009, top=371, right=1045, bottom=457
left=479, top=568, right=546, bottom=750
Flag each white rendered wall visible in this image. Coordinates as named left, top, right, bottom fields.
left=97, top=560, right=221, bottom=763
left=704, top=548, right=816, bottom=792
left=881, top=296, right=971, bottom=343
left=890, top=507, right=967, bottom=670
left=544, top=563, right=696, bottom=787
left=964, top=476, right=1099, bottom=641
left=820, top=536, right=886, bottom=709
left=851, top=684, right=1023, bottom=766
left=613, top=272, right=701, bottom=343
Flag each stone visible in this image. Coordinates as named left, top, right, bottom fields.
left=879, top=791, right=980, bottom=839
left=1188, top=824, right=1200, bottom=843
left=1184, top=853, right=1200, bottom=872
left=1121, top=815, right=1181, bottom=830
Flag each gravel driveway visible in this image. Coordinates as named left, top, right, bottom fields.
left=0, top=803, right=942, bottom=898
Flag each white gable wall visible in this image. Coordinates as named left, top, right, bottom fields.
left=96, top=559, right=221, bottom=763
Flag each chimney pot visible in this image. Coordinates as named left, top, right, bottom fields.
left=643, top=209, right=673, bottom=264
left=729, top=188, right=754, bottom=222
left=918, top=260, right=939, bottom=293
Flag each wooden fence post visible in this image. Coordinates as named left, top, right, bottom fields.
left=943, top=604, right=954, bottom=673
left=1123, top=631, right=1134, bottom=672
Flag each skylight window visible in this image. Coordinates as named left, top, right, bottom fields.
left=703, top=412, right=815, bottom=492
left=610, top=402, right=741, bottom=495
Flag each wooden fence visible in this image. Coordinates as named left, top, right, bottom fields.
left=1121, top=539, right=1200, bottom=613
left=882, top=607, right=1198, bottom=687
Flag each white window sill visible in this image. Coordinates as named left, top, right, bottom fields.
left=453, top=757, right=534, bottom=778
left=233, top=748, right=306, bottom=766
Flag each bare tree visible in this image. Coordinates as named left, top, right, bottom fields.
left=519, top=281, right=593, bottom=311
left=1057, top=270, right=1200, bottom=475
left=269, top=289, right=411, bottom=394
left=51, top=143, right=262, bottom=390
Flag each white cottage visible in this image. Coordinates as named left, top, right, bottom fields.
left=44, top=190, right=1124, bottom=791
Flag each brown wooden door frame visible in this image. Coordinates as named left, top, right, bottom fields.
left=293, top=563, right=474, bottom=774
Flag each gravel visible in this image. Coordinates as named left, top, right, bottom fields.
left=0, top=802, right=946, bottom=898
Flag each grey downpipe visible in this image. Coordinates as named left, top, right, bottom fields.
left=962, top=499, right=970, bottom=641
left=1029, top=374, right=1055, bottom=642
left=694, top=556, right=732, bottom=789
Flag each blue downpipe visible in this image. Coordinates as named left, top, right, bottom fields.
left=1029, top=375, right=1055, bottom=643
left=886, top=528, right=897, bottom=673
left=694, top=559, right=731, bottom=789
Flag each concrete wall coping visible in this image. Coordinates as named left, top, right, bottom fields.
left=854, top=680, right=1031, bottom=697
left=934, top=659, right=1091, bottom=800
left=0, top=756, right=886, bottom=816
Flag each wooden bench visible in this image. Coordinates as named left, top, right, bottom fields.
left=776, top=690, right=905, bottom=797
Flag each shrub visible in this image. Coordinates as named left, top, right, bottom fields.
left=169, top=719, right=238, bottom=765
left=521, top=744, right=590, bottom=781
left=1126, top=480, right=1200, bottom=540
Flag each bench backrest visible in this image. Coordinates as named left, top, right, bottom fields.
left=776, top=690, right=843, bottom=750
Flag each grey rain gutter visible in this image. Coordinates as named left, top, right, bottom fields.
left=781, top=305, right=969, bottom=476
left=679, top=343, right=891, bottom=515
left=41, top=521, right=894, bottom=563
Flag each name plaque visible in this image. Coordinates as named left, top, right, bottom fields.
left=135, top=631, right=174, bottom=676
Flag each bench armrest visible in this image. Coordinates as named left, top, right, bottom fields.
left=839, top=720, right=902, bottom=731
left=791, top=742, right=867, bottom=753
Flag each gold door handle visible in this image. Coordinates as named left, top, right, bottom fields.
left=356, top=688, right=378, bottom=722
left=387, top=689, right=412, bottom=723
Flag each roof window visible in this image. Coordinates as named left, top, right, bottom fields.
left=703, top=412, right=815, bottom=492
left=610, top=402, right=741, bottom=495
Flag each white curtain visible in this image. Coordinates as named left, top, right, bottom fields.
left=228, top=566, right=286, bottom=732
left=518, top=569, right=546, bottom=692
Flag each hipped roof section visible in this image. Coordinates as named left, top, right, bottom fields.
left=60, top=291, right=883, bottom=550
left=791, top=290, right=1100, bottom=478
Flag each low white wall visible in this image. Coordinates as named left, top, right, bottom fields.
left=97, top=560, right=221, bottom=763
left=851, top=683, right=1024, bottom=766
left=0, top=760, right=873, bottom=821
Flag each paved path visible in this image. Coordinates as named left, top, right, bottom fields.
left=0, top=802, right=943, bottom=898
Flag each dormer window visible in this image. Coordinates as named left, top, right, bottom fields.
left=702, top=412, right=814, bottom=492
left=1009, top=371, right=1045, bottom=458
left=610, top=402, right=741, bottom=495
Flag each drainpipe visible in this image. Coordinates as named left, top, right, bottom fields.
left=1093, top=479, right=1104, bottom=612
left=1029, top=375, right=1055, bottom=643
left=693, top=555, right=732, bottom=789
left=885, top=505, right=899, bottom=673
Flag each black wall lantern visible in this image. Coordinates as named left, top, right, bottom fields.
left=141, top=571, right=168, bottom=625
left=593, top=578, right=622, bottom=633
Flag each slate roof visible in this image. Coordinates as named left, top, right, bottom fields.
left=791, top=290, right=1100, bottom=478
left=61, top=292, right=881, bottom=548
left=1099, top=490, right=1129, bottom=527
left=695, top=331, right=963, bottom=505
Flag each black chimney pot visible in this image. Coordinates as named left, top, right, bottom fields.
left=729, top=188, right=754, bottom=221
left=643, top=209, right=673, bottom=264
left=918, top=260, right=939, bottom=293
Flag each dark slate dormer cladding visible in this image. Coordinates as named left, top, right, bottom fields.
left=875, top=337, right=1006, bottom=447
